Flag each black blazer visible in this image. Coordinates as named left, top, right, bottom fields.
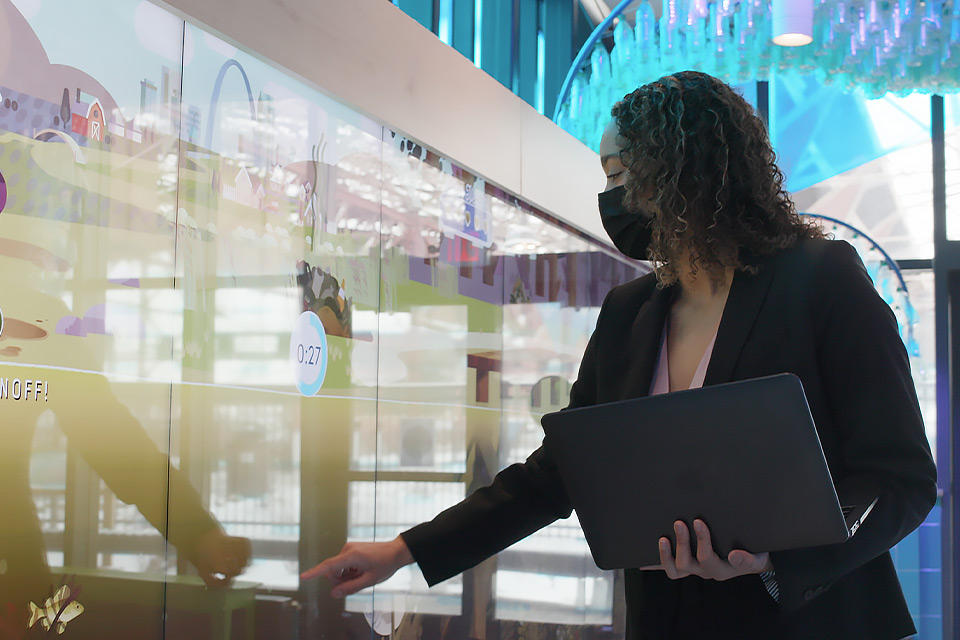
left=402, top=239, right=937, bottom=640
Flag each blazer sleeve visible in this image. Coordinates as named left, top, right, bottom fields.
left=769, top=240, right=937, bottom=612
left=400, top=289, right=614, bottom=586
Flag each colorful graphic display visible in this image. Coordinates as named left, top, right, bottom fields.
left=0, top=1, right=645, bottom=638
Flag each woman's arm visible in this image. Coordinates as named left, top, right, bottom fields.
left=399, top=306, right=610, bottom=586
left=769, top=240, right=937, bottom=612
left=304, top=287, right=617, bottom=592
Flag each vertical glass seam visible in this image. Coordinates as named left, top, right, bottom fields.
left=161, top=17, right=189, bottom=640
left=371, top=125, right=387, bottom=605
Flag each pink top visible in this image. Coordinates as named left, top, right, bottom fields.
left=649, top=322, right=718, bottom=396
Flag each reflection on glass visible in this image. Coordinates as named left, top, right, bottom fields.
left=353, top=481, right=464, bottom=617
left=0, top=0, right=647, bottom=637
left=495, top=226, right=645, bottom=627
left=943, top=95, right=960, bottom=241
left=772, top=75, right=933, bottom=260
left=1, top=2, right=251, bottom=638
left=897, top=271, right=936, bottom=460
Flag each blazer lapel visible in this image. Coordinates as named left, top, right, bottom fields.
left=624, top=283, right=676, bottom=399
left=703, top=261, right=775, bottom=386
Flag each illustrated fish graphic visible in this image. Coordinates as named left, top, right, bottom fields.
left=28, top=585, right=84, bottom=634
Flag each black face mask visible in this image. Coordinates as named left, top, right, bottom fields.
left=598, top=185, right=652, bottom=260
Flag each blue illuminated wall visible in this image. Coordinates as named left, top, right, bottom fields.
left=393, top=0, right=592, bottom=117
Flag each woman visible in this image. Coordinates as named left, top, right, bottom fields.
left=302, top=71, right=936, bottom=639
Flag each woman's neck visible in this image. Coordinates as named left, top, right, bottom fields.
left=675, top=264, right=733, bottom=307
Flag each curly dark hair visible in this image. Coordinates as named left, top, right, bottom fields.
left=610, top=70, right=824, bottom=286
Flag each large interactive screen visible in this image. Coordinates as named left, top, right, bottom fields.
left=0, top=1, right=647, bottom=638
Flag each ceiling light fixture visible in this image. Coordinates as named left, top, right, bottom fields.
left=772, top=0, right=814, bottom=47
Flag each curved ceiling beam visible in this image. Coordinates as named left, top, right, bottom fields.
left=553, top=0, right=634, bottom=123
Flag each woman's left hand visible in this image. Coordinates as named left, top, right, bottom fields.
left=650, top=519, right=772, bottom=581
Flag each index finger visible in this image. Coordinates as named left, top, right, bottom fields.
left=301, top=557, right=339, bottom=581
left=330, top=571, right=375, bottom=599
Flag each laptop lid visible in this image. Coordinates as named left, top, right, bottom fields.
left=541, top=373, right=857, bottom=570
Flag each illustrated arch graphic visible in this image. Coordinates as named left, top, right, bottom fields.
left=205, top=58, right=258, bottom=152
left=33, top=129, right=87, bottom=164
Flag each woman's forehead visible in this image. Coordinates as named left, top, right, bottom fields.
left=598, top=122, right=622, bottom=159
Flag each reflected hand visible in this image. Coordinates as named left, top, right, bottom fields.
left=300, top=536, right=414, bottom=598
left=655, top=519, right=772, bottom=581
left=188, top=529, right=252, bottom=588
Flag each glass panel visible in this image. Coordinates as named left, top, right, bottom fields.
left=173, top=23, right=386, bottom=640
left=944, top=95, right=960, bottom=241
left=496, top=211, right=647, bottom=627
left=1, top=1, right=184, bottom=637
left=354, top=480, right=465, bottom=621
left=365, top=132, right=647, bottom=637
left=900, top=270, right=937, bottom=454
left=366, top=134, right=490, bottom=624
left=771, top=73, right=933, bottom=260
left=1, top=2, right=649, bottom=638
left=886, top=269, right=942, bottom=639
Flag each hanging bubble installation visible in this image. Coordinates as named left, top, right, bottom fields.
left=556, top=0, right=960, bottom=151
